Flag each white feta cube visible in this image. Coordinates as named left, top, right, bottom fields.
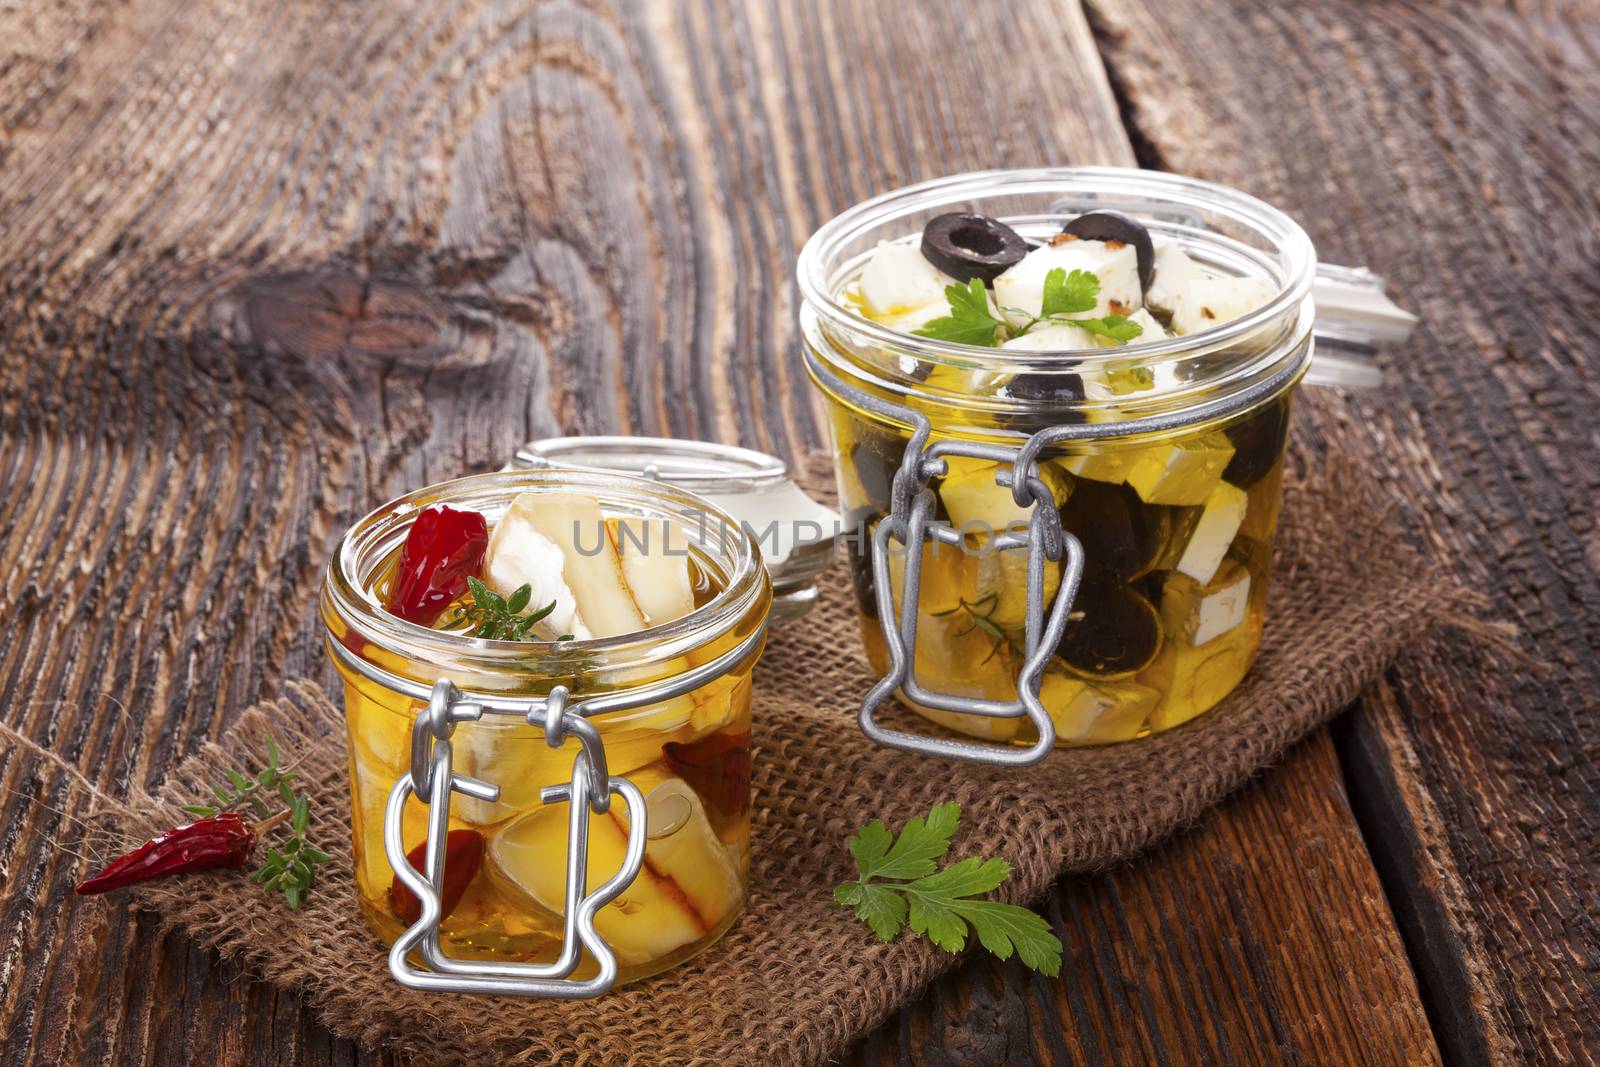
left=1189, top=569, right=1251, bottom=645
left=1000, top=321, right=1102, bottom=351
left=858, top=240, right=955, bottom=316
left=1175, top=482, right=1249, bottom=585
left=484, top=509, right=591, bottom=640
left=1121, top=307, right=1168, bottom=342
left=1168, top=274, right=1277, bottom=335
left=1145, top=240, right=1204, bottom=325
left=992, top=238, right=1141, bottom=325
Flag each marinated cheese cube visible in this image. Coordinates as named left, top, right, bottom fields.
left=1173, top=482, right=1249, bottom=585
left=1174, top=275, right=1276, bottom=335
left=993, top=239, right=1141, bottom=325
left=1054, top=450, right=1129, bottom=484
left=939, top=457, right=1072, bottom=534
left=971, top=539, right=1061, bottom=629
left=1145, top=240, right=1205, bottom=326
left=1123, top=431, right=1234, bottom=505
left=859, top=240, right=955, bottom=317
left=1141, top=623, right=1257, bottom=731
left=1159, top=562, right=1253, bottom=647
left=1038, top=673, right=1159, bottom=744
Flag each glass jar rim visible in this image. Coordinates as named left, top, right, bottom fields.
left=796, top=166, right=1317, bottom=428
left=322, top=469, right=769, bottom=675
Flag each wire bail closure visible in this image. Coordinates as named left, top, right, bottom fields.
left=803, top=342, right=1306, bottom=766
left=327, top=622, right=766, bottom=998
left=862, top=426, right=1080, bottom=766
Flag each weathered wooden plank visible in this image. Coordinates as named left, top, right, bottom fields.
left=1090, top=0, right=1600, bottom=1062
left=848, top=731, right=1441, bottom=1067
left=0, top=0, right=1438, bottom=1063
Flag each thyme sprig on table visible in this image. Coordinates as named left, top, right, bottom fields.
left=179, top=737, right=331, bottom=909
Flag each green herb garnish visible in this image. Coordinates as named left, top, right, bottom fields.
left=454, top=577, right=558, bottom=641
left=914, top=267, right=1143, bottom=348
left=911, top=277, right=1010, bottom=347
left=834, top=802, right=1063, bottom=975
left=179, top=736, right=331, bottom=910
left=933, top=593, right=1024, bottom=666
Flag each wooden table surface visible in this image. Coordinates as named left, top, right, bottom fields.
left=2, top=1, right=1596, bottom=1064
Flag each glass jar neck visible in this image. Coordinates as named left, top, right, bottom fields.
left=796, top=166, right=1317, bottom=441
left=322, top=470, right=770, bottom=698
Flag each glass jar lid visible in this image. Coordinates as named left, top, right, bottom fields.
left=510, top=436, right=839, bottom=623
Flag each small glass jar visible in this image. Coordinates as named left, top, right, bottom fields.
left=799, top=167, right=1315, bottom=756
left=321, top=469, right=770, bottom=992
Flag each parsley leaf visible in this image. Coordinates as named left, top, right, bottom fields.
left=849, top=801, right=960, bottom=881
left=909, top=267, right=1142, bottom=351
left=912, top=279, right=1007, bottom=347
left=1050, top=313, right=1144, bottom=344
left=1039, top=267, right=1099, bottom=317
left=835, top=802, right=1063, bottom=975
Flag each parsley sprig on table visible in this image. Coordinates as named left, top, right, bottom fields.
left=835, top=802, right=1063, bottom=975
left=913, top=267, right=1142, bottom=348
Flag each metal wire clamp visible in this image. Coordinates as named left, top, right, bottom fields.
left=803, top=341, right=1307, bottom=766
left=329, top=623, right=765, bottom=997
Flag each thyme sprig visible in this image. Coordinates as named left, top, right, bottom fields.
left=454, top=577, right=566, bottom=641
left=932, top=593, right=1027, bottom=666
left=179, top=736, right=331, bottom=909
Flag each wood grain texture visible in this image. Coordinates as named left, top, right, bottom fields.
left=1091, top=0, right=1600, bottom=1062
left=847, top=731, right=1440, bottom=1067
left=0, top=0, right=1498, bottom=1063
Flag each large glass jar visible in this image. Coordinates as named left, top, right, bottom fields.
left=799, top=167, right=1315, bottom=752
left=321, top=469, right=770, bottom=988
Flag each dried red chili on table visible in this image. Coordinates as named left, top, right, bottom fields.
left=75, top=812, right=256, bottom=894
left=387, top=504, right=489, bottom=626
left=390, top=829, right=486, bottom=925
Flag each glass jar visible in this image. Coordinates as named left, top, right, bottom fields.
left=798, top=167, right=1315, bottom=760
left=321, top=469, right=770, bottom=994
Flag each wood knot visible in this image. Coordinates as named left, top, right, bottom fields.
left=237, top=271, right=461, bottom=367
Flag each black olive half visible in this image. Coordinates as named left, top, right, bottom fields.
left=1062, top=480, right=1172, bottom=583
left=920, top=213, right=1028, bottom=284
left=1221, top=396, right=1292, bottom=488
left=1054, top=579, right=1164, bottom=676
left=1061, top=210, right=1154, bottom=291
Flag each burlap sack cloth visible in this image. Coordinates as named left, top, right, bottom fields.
left=82, top=451, right=1491, bottom=1066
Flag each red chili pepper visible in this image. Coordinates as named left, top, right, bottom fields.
left=663, top=732, right=751, bottom=816
left=387, top=505, right=489, bottom=626
left=75, top=812, right=256, bottom=894
left=390, top=829, right=485, bottom=926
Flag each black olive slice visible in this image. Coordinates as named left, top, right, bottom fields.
left=1061, top=210, right=1155, bottom=290
left=1003, top=371, right=1087, bottom=414
left=1221, top=396, right=1291, bottom=488
left=1054, top=579, right=1163, bottom=676
left=1061, top=480, right=1171, bottom=582
left=849, top=430, right=905, bottom=514
left=920, top=213, right=1028, bottom=284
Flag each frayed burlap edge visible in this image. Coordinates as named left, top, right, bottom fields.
left=58, top=450, right=1506, bottom=1067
